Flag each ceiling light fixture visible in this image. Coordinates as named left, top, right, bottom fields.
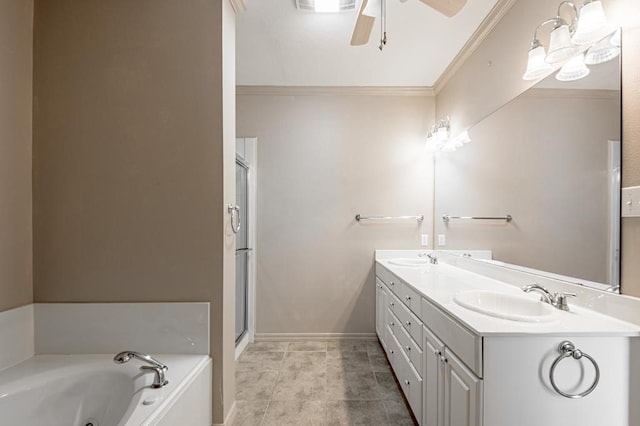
left=315, top=0, right=341, bottom=13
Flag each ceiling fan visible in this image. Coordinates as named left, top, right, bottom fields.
left=350, top=0, right=467, bottom=48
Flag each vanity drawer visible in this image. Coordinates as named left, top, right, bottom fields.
left=396, top=344, right=423, bottom=421
left=396, top=321, right=423, bottom=376
left=376, top=264, right=401, bottom=296
left=385, top=325, right=399, bottom=367
left=387, top=290, right=400, bottom=314
left=421, top=297, right=483, bottom=377
left=400, top=282, right=421, bottom=316
left=394, top=300, right=423, bottom=350
left=386, top=308, right=400, bottom=342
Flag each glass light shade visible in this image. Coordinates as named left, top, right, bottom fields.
left=436, top=126, right=450, bottom=142
left=362, top=0, right=381, bottom=17
left=523, top=45, right=554, bottom=80
left=610, top=28, right=621, bottom=47
left=556, top=54, right=590, bottom=81
left=314, top=0, right=340, bottom=13
left=584, top=35, right=620, bottom=65
left=572, top=1, right=610, bottom=45
left=546, top=24, right=581, bottom=63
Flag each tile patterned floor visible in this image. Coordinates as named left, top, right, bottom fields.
left=231, top=340, right=418, bottom=426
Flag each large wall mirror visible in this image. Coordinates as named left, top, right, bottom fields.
left=434, top=30, right=621, bottom=292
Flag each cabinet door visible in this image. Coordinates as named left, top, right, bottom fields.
left=423, top=326, right=445, bottom=426
left=443, top=349, right=482, bottom=426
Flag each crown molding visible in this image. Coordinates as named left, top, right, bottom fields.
left=229, top=0, right=246, bottom=14
left=523, top=88, right=620, bottom=99
left=236, top=86, right=435, bottom=97
left=433, top=0, right=517, bottom=95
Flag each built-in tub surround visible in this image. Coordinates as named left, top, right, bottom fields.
left=0, top=355, right=211, bottom=426
left=375, top=250, right=640, bottom=426
left=0, top=303, right=212, bottom=425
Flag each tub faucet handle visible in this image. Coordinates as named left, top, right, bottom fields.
left=140, top=365, right=169, bottom=389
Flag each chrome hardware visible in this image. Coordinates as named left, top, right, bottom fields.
left=389, top=302, right=394, bottom=307
left=405, top=295, right=412, bottom=301
left=405, top=321, right=411, bottom=326
left=555, top=292, right=577, bottom=311
left=114, top=351, right=168, bottom=389
left=419, top=253, right=438, bottom=264
left=390, top=281, right=395, bottom=286
left=140, top=365, right=169, bottom=389
left=355, top=214, right=424, bottom=223
left=405, top=346, right=411, bottom=351
left=227, top=204, right=241, bottom=234
left=522, top=284, right=578, bottom=311
left=443, top=214, right=512, bottom=223
left=390, top=349, right=394, bottom=354
left=404, top=380, right=410, bottom=386
left=549, top=341, right=600, bottom=399
left=390, top=322, right=395, bottom=327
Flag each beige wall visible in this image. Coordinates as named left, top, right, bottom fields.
left=32, top=0, right=235, bottom=422
left=436, top=0, right=640, bottom=295
left=237, top=91, right=434, bottom=335
left=435, top=90, right=619, bottom=284
left=0, top=0, right=33, bottom=313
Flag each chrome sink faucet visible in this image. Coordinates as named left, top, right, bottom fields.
left=418, top=252, right=438, bottom=264
left=114, top=351, right=169, bottom=388
left=522, top=283, right=576, bottom=311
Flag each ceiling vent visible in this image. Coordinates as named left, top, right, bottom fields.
left=296, top=0, right=357, bottom=12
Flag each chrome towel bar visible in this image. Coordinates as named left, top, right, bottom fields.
left=355, top=214, right=424, bottom=223
left=443, top=214, right=512, bottom=223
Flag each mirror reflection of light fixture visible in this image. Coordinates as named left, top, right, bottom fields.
left=426, top=117, right=471, bottom=153
left=572, top=0, right=611, bottom=45
left=610, top=28, right=621, bottom=47
left=556, top=53, right=590, bottom=81
left=584, top=31, right=620, bottom=65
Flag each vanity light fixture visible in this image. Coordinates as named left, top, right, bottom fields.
left=572, top=0, right=611, bottom=45
left=522, top=0, right=615, bottom=82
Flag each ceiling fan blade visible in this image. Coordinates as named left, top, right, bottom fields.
left=350, top=0, right=376, bottom=46
left=418, top=0, right=467, bottom=17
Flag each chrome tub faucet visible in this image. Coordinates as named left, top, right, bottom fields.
left=114, top=351, right=169, bottom=388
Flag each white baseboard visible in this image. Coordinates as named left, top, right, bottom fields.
left=235, top=334, right=250, bottom=360
left=254, top=333, right=377, bottom=342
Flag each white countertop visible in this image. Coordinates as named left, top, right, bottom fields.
left=376, top=257, right=640, bottom=337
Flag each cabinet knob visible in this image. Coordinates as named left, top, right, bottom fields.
left=404, top=380, right=410, bottom=386
left=390, top=281, right=395, bottom=286
left=405, top=295, right=412, bottom=301
left=390, top=322, right=395, bottom=327
left=390, top=350, right=394, bottom=354
left=437, top=351, right=442, bottom=356
left=389, top=302, right=394, bottom=307
left=405, top=346, right=411, bottom=352
left=405, top=321, right=411, bottom=326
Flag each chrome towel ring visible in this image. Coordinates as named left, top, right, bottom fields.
left=227, top=204, right=241, bottom=234
left=549, top=340, right=600, bottom=399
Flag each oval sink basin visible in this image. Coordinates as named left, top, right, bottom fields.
left=388, top=258, right=430, bottom=267
left=453, top=290, right=557, bottom=322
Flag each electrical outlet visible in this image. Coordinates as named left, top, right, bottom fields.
left=622, top=186, right=640, bottom=217
left=438, top=234, right=446, bottom=246
left=421, top=234, right=429, bottom=247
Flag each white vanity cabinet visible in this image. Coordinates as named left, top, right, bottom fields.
left=421, top=304, right=482, bottom=426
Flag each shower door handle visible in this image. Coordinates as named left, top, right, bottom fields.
left=228, top=204, right=241, bottom=234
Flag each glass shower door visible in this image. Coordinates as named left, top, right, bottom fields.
left=235, top=159, right=250, bottom=344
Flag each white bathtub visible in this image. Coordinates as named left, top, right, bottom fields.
left=0, top=354, right=212, bottom=426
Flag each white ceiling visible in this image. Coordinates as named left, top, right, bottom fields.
left=236, top=0, right=501, bottom=87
